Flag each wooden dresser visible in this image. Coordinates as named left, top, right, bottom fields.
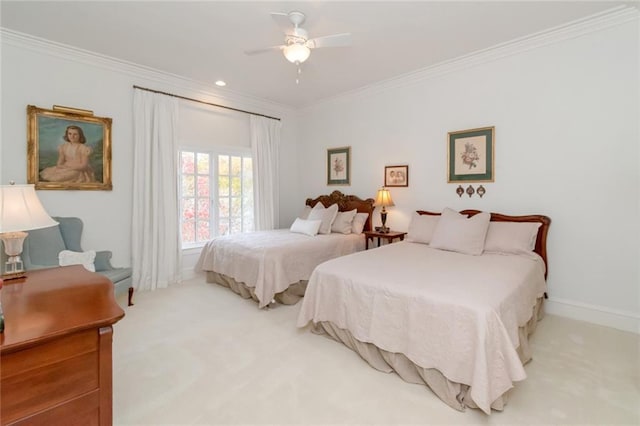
left=0, top=266, right=125, bottom=425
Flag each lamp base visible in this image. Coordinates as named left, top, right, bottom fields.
left=2, top=271, right=26, bottom=280
left=380, top=209, right=389, bottom=234
left=1, top=231, right=28, bottom=280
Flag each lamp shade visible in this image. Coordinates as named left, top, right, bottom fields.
left=374, top=188, right=395, bottom=207
left=0, top=184, right=57, bottom=233
left=283, top=43, right=311, bottom=64
left=375, top=188, right=395, bottom=207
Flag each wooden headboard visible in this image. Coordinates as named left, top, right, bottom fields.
left=306, top=191, right=375, bottom=232
left=417, top=209, right=551, bottom=279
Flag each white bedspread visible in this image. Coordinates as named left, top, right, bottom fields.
left=297, top=241, right=546, bottom=413
left=195, top=229, right=365, bottom=307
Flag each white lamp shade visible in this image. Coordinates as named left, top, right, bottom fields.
left=283, top=43, right=311, bottom=64
left=0, top=184, right=58, bottom=233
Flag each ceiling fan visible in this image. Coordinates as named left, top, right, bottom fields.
left=245, top=10, right=352, bottom=66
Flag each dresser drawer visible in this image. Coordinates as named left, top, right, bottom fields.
left=1, top=329, right=99, bottom=424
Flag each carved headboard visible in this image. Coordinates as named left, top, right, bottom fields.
left=306, top=191, right=375, bottom=232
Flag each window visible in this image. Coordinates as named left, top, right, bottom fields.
left=179, top=149, right=253, bottom=248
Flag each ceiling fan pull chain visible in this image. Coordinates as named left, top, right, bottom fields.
left=296, top=63, right=302, bottom=85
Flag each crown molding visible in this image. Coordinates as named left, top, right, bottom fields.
left=1, top=5, right=637, bottom=113
left=0, top=27, right=296, bottom=118
left=304, top=5, right=639, bottom=110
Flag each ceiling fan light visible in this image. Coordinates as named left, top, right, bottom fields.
left=283, top=43, right=310, bottom=64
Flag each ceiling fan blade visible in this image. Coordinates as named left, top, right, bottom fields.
left=270, top=12, right=293, bottom=32
left=244, top=45, right=285, bottom=55
left=306, top=33, right=352, bottom=49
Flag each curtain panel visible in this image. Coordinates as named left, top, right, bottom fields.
left=250, top=115, right=281, bottom=231
left=132, top=89, right=181, bottom=291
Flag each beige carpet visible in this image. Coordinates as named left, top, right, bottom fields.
left=112, top=276, right=640, bottom=425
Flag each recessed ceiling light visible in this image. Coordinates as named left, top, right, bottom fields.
left=215, top=80, right=227, bottom=87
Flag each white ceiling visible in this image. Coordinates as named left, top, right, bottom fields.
left=1, top=1, right=634, bottom=107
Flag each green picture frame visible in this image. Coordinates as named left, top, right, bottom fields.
left=327, top=146, right=350, bottom=186
left=447, top=126, right=494, bottom=183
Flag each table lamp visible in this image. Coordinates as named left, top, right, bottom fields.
left=374, top=187, right=395, bottom=233
left=0, top=183, right=57, bottom=280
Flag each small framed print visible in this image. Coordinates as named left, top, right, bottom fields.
left=327, top=146, right=350, bottom=185
left=384, top=165, right=408, bottom=187
left=447, top=126, right=494, bottom=183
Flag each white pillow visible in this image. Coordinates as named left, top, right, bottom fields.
left=351, top=212, right=369, bottom=234
left=299, top=205, right=312, bottom=220
left=406, top=213, right=439, bottom=244
left=58, top=249, right=96, bottom=272
left=331, top=209, right=357, bottom=234
left=290, top=218, right=322, bottom=236
left=308, top=203, right=339, bottom=234
left=429, top=208, right=491, bottom=255
left=484, top=222, right=542, bottom=255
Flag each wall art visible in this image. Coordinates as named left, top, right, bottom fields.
left=327, top=146, right=350, bottom=186
left=384, top=165, right=408, bottom=187
left=447, top=126, right=494, bottom=183
left=27, top=105, right=112, bottom=190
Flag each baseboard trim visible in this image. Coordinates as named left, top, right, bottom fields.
left=546, top=297, right=640, bottom=334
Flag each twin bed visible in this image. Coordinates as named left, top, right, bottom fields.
left=195, top=191, right=375, bottom=308
left=197, top=195, right=551, bottom=414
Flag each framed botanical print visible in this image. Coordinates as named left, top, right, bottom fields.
left=327, top=146, right=350, bottom=185
left=447, top=126, right=494, bottom=183
left=27, top=105, right=113, bottom=190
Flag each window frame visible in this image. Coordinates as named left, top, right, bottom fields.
left=178, top=145, right=253, bottom=249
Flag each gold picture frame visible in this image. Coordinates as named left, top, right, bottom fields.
left=27, top=105, right=113, bottom=190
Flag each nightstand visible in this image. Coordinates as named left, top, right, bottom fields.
left=364, top=230, right=408, bottom=249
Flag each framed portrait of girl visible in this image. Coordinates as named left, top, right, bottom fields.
left=27, top=105, right=112, bottom=190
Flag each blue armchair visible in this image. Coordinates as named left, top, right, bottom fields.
left=17, top=217, right=134, bottom=305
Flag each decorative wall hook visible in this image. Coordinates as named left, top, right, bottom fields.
left=456, top=185, right=464, bottom=197
left=477, top=185, right=486, bottom=198
left=466, top=185, right=475, bottom=197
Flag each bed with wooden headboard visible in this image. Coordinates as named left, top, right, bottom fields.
left=298, top=208, right=551, bottom=414
left=195, top=191, right=374, bottom=308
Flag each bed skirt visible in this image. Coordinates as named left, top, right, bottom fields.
left=206, top=271, right=308, bottom=306
left=311, top=297, right=545, bottom=412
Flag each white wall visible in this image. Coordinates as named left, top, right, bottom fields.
left=0, top=31, right=300, bottom=270
left=179, top=101, right=251, bottom=151
left=298, top=20, right=639, bottom=332
left=2, top=16, right=637, bottom=333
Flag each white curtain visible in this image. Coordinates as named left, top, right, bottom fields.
left=132, top=89, right=181, bottom=291
left=250, top=115, right=281, bottom=230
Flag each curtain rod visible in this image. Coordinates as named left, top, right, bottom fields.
left=132, top=85, right=281, bottom=121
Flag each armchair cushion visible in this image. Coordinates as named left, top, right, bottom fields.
left=101, top=268, right=133, bottom=283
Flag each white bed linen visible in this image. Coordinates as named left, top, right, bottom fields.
left=297, top=241, right=546, bottom=414
left=196, top=229, right=365, bottom=308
